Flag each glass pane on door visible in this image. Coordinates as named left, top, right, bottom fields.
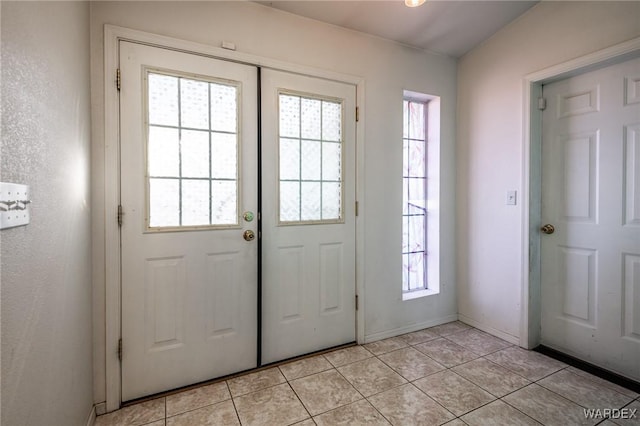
left=146, top=71, right=240, bottom=229
left=278, top=92, right=344, bottom=224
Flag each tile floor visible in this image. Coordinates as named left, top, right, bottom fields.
left=95, top=322, right=640, bottom=426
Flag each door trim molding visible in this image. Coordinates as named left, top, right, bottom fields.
left=521, top=36, right=640, bottom=350
left=102, top=24, right=366, bottom=412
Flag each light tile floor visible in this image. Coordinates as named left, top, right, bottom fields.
left=95, top=322, right=640, bottom=426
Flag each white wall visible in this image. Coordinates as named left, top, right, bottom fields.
left=1, top=2, right=94, bottom=425
left=457, top=2, right=640, bottom=342
left=90, top=1, right=457, bottom=404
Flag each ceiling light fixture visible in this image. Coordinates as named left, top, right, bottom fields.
left=405, top=0, right=426, bottom=7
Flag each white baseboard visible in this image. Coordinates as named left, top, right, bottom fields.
left=363, top=314, right=458, bottom=343
left=86, top=405, right=97, bottom=426
left=458, top=314, right=520, bottom=345
left=95, top=402, right=107, bottom=416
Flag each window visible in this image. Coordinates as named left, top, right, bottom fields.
left=278, top=92, right=344, bottom=224
left=402, top=91, right=440, bottom=299
left=145, top=70, right=240, bottom=230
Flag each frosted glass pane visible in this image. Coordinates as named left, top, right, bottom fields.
left=402, top=139, right=409, bottom=177
left=402, top=216, right=409, bottom=253
left=149, top=178, right=179, bottom=227
left=148, top=126, right=179, bottom=177
left=402, top=254, right=410, bottom=292
left=278, top=94, right=345, bottom=223
left=408, top=215, right=425, bottom=252
left=408, top=253, right=425, bottom=290
left=408, top=202, right=425, bottom=216
left=211, top=132, right=237, bottom=179
left=182, top=180, right=210, bottom=226
left=210, top=83, right=237, bottom=133
left=301, top=182, right=321, bottom=221
left=280, top=95, right=300, bottom=138
left=403, top=101, right=409, bottom=139
left=211, top=180, right=237, bottom=225
left=322, top=101, right=341, bottom=142
left=322, top=182, right=341, bottom=219
left=280, top=138, right=300, bottom=181
left=409, top=102, right=425, bottom=140
left=408, top=140, right=425, bottom=178
left=301, top=98, right=321, bottom=140
left=148, top=74, right=178, bottom=126
left=280, top=181, right=300, bottom=222
left=181, top=79, right=209, bottom=130
left=402, top=178, right=409, bottom=215
left=408, top=178, right=425, bottom=204
left=322, top=142, right=341, bottom=182
left=181, top=130, right=209, bottom=178
left=301, top=140, right=321, bottom=181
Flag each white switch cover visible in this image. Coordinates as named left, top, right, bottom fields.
left=506, top=190, right=517, bottom=206
left=0, top=182, right=31, bottom=229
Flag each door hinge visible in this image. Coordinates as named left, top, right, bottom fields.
left=117, top=338, right=122, bottom=361
left=355, top=294, right=359, bottom=311
left=355, top=201, right=359, bottom=217
left=538, top=97, right=546, bottom=111
left=355, top=106, right=360, bottom=122
left=116, top=68, right=121, bottom=91
left=117, top=204, right=124, bottom=227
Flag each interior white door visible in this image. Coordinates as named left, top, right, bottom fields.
left=541, top=57, right=640, bottom=381
left=120, top=41, right=258, bottom=400
left=261, top=69, right=357, bottom=364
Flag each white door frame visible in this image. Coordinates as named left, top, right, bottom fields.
left=102, top=24, right=366, bottom=412
left=521, top=36, right=640, bottom=350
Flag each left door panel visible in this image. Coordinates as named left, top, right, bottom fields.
left=119, top=41, right=258, bottom=401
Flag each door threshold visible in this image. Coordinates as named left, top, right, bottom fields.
left=534, top=345, right=640, bottom=394
left=122, top=341, right=357, bottom=407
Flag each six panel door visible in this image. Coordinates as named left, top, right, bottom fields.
left=540, top=57, right=640, bottom=381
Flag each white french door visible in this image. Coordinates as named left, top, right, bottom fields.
left=119, top=42, right=357, bottom=400
left=540, top=57, right=640, bottom=381
left=119, top=42, right=258, bottom=400
left=261, top=70, right=357, bottom=364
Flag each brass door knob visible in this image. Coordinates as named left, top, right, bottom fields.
left=243, top=230, right=256, bottom=241
left=540, top=224, right=555, bottom=235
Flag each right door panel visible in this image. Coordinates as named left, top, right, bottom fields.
left=261, top=70, right=357, bottom=364
left=541, top=57, right=640, bottom=381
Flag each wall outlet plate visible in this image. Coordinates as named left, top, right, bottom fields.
left=0, top=182, right=31, bottom=229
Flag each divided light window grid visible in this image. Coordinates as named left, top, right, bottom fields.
left=402, top=99, right=428, bottom=292
left=146, top=72, right=239, bottom=229
left=278, top=93, right=343, bottom=223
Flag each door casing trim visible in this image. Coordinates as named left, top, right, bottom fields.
left=522, top=36, right=640, bottom=350
left=102, top=24, right=366, bottom=412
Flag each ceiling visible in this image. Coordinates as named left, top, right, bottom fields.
left=256, top=1, right=539, bottom=58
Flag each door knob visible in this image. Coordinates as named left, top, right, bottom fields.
left=540, top=224, right=555, bottom=235
left=243, top=211, right=255, bottom=222
left=243, top=230, right=256, bottom=241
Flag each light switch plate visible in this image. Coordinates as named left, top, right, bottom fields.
left=506, top=190, right=517, bottom=206
left=0, top=182, right=31, bottom=229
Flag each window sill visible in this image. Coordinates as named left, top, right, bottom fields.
left=402, top=288, right=439, bottom=301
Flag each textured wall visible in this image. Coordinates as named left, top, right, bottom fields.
left=457, top=2, right=640, bottom=341
left=1, top=2, right=94, bottom=425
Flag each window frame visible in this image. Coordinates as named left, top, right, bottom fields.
left=276, top=89, right=346, bottom=226
left=402, top=90, right=441, bottom=300
left=143, top=67, right=243, bottom=232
